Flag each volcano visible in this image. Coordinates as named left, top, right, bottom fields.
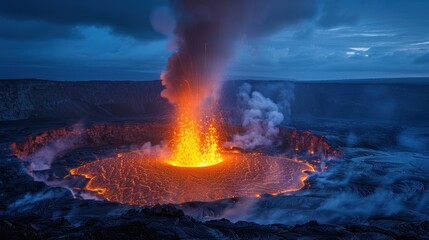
left=3, top=79, right=429, bottom=239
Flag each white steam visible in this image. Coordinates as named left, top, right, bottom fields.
left=229, top=83, right=285, bottom=150
left=25, top=123, right=83, bottom=171
left=200, top=148, right=429, bottom=225
left=138, top=141, right=171, bottom=160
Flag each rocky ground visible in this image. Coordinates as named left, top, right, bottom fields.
left=1, top=79, right=429, bottom=239
left=1, top=118, right=429, bottom=239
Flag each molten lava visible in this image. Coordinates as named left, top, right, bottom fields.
left=167, top=113, right=222, bottom=167
left=70, top=151, right=312, bottom=206
left=11, top=120, right=341, bottom=207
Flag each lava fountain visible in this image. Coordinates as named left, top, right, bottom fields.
left=66, top=102, right=316, bottom=205
left=167, top=112, right=222, bottom=167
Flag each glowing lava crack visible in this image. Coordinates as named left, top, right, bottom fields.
left=70, top=152, right=313, bottom=206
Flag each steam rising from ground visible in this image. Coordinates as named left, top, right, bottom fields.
left=24, top=123, right=83, bottom=171
left=139, top=141, right=170, bottom=158
left=190, top=147, right=429, bottom=226
left=230, top=83, right=285, bottom=149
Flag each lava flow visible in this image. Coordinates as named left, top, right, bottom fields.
left=70, top=151, right=312, bottom=206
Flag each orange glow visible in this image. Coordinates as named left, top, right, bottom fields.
left=166, top=112, right=223, bottom=167
left=12, top=116, right=342, bottom=207
left=70, top=152, right=312, bottom=206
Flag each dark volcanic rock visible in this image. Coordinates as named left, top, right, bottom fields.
left=149, top=204, right=185, bottom=217
left=4, top=211, right=426, bottom=240
left=2, top=79, right=429, bottom=126
left=0, top=79, right=171, bottom=121
left=2, top=79, right=429, bottom=239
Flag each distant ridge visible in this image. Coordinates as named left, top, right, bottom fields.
left=1, top=77, right=429, bottom=84
left=296, top=77, right=429, bottom=84
left=0, top=78, right=161, bottom=83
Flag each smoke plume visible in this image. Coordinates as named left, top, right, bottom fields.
left=25, top=123, right=84, bottom=171
left=160, top=0, right=315, bottom=114
left=229, top=83, right=285, bottom=149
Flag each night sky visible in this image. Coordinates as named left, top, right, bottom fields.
left=0, top=0, right=428, bottom=81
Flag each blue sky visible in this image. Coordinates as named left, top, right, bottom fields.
left=0, top=0, right=428, bottom=81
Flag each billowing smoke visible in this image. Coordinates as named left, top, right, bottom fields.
left=160, top=0, right=315, bottom=114
left=24, top=123, right=83, bottom=171
left=138, top=141, right=171, bottom=160
left=228, top=83, right=285, bottom=149
left=187, top=148, right=429, bottom=226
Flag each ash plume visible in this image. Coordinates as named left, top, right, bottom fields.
left=160, top=0, right=315, bottom=113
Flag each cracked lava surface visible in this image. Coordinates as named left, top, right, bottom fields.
left=70, top=152, right=313, bottom=206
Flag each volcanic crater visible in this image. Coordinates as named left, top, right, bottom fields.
left=11, top=121, right=338, bottom=207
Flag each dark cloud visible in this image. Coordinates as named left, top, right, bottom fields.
left=0, top=0, right=167, bottom=40
left=317, top=0, right=360, bottom=28
left=245, top=0, right=316, bottom=37
left=0, top=17, right=81, bottom=41
left=0, top=0, right=316, bottom=42
left=0, top=0, right=429, bottom=81
left=413, top=52, right=429, bottom=64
